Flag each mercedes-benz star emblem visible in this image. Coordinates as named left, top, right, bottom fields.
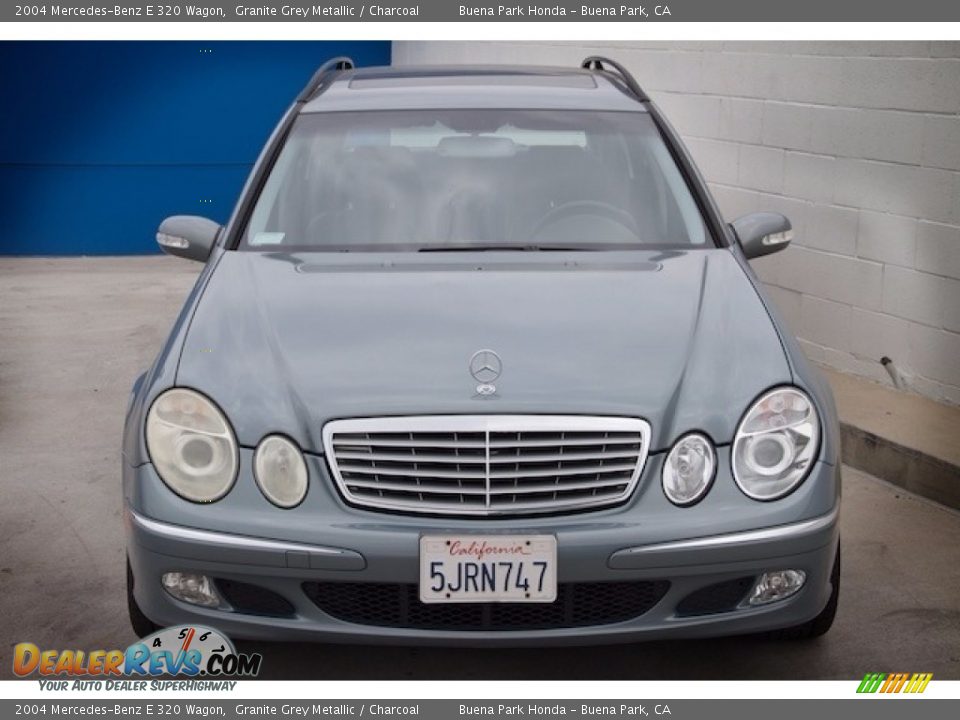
left=469, top=349, right=502, bottom=395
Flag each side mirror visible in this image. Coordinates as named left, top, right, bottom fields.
left=732, top=212, right=793, bottom=260
left=156, top=216, right=221, bottom=262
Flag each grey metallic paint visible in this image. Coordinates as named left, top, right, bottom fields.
left=123, top=63, right=841, bottom=644
left=167, top=250, right=797, bottom=457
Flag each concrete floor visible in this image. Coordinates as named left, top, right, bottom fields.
left=1, top=256, right=959, bottom=680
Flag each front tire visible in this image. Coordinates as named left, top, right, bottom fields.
left=768, top=542, right=840, bottom=640
left=127, top=557, right=159, bottom=638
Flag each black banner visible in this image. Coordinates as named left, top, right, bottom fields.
left=6, top=0, right=960, bottom=22
left=1, top=699, right=957, bottom=719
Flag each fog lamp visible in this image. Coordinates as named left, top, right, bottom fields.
left=161, top=572, right=222, bottom=608
left=747, top=569, right=806, bottom=606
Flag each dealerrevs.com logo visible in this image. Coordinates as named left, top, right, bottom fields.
left=857, top=673, right=933, bottom=694
left=13, top=625, right=262, bottom=685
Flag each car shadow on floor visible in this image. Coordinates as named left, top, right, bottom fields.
left=236, top=635, right=829, bottom=680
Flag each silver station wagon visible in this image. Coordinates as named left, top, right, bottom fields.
left=123, top=56, right=841, bottom=645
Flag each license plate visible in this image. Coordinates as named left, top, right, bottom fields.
left=419, top=535, right=557, bottom=603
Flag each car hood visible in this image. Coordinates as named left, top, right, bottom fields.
left=177, top=250, right=791, bottom=453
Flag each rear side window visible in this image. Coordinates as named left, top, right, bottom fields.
left=243, top=110, right=709, bottom=251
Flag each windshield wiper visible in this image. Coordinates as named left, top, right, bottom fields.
left=417, top=243, right=600, bottom=252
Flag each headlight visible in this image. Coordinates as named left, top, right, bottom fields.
left=732, top=387, right=820, bottom=501
left=662, top=433, right=716, bottom=506
left=145, top=388, right=238, bottom=503
left=254, top=435, right=308, bottom=508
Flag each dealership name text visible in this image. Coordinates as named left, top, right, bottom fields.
left=460, top=5, right=671, bottom=16
left=461, top=707, right=671, bottom=717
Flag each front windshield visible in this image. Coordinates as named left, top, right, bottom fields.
left=242, top=110, right=710, bottom=251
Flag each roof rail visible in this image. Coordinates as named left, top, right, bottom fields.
left=296, top=56, right=355, bottom=103
left=580, top=56, right=649, bottom=102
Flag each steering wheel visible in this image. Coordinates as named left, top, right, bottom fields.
left=528, top=200, right=640, bottom=242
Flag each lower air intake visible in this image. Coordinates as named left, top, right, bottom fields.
left=303, top=580, right=670, bottom=630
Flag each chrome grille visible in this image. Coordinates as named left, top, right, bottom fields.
left=322, top=416, right=651, bottom=516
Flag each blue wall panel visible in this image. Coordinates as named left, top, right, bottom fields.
left=0, top=41, right=392, bottom=255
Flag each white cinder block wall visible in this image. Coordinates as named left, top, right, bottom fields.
left=394, top=41, right=960, bottom=405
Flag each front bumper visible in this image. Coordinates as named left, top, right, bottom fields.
left=125, top=450, right=840, bottom=646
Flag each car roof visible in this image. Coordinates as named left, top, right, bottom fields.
left=300, top=65, right=649, bottom=113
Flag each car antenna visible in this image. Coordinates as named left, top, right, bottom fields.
left=580, top=56, right=649, bottom=102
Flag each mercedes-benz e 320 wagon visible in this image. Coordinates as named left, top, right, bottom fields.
left=123, top=57, right=840, bottom=645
